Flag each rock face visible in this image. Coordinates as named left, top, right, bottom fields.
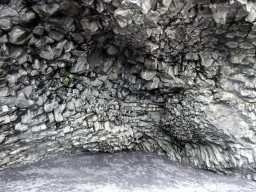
left=1, top=0, right=256, bottom=181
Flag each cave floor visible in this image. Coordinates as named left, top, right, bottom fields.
left=0, top=151, right=255, bottom=192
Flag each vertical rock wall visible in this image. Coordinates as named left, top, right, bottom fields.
left=1, top=0, right=256, bottom=180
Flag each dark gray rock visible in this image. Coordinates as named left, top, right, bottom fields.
left=87, top=49, right=104, bottom=67
left=0, top=5, right=18, bottom=18
left=0, top=97, right=16, bottom=106
left=105, top=44, right=118, bottom=55
left=80, top=18, right=99, bottom=33
left=239, top=42, right=254, bottom=49
left=70, top=33, right=84, bottom=44
left=0, top=18, right=11, bottom=30
left=39, top=46, right=54, bottom=60
left=141, top=68, right=157, bottom=81
left=32, top=3, right=60, bottom=19
left=20, top=9, right=36, bottom=23
left=8, top=26, right=32, bottom=45
left=144, top=58, right=157, bottom=70
left=114, top=8, right=132, bottom=28
left=1, top=0, right=256, bottom=183
left=48, top=30, right=64, bottom=41
left=81, top=0, right=94, bottom=6
left=226, top=41, right=238, bottom=48
left=33, top=25, right=45, bottom=35
left=0, top=135, right=5, bottom=144
left=70, top=57, right=88, bottom=73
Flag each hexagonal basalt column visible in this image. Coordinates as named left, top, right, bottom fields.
left=1, top=0, right=256, bottom=181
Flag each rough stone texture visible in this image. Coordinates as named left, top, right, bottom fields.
left=1, top=0, right=256, bottom=182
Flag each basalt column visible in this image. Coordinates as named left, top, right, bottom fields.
left=1, top=0, right=256, bottom=181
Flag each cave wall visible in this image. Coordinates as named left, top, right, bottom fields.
left=1, top=0, right=256, bottom=180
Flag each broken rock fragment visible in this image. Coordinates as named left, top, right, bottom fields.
left=114, top=8, right=132, bottom=28
left=39, top=46, right=54, bottom=60
left=48, top=30, right=64, bottom=41
left=8, top=26, right=32, bottom=45
left=32, top=3, right=60, bottom=19
left=141, top=68, right=157, bottom=81
left=87, top=49, right=104, bottom=67
left=70, top=57, right=88, bottom=73
left=0, top=6, right=18, bottom=18
left=0, top=18, right=11, bottom=30
left=80, top=18, right=99, bottom=33
left=106, top=44, right=118, bottom=55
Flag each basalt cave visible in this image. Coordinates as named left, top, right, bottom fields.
left=1, top=0, right=256, bottom=188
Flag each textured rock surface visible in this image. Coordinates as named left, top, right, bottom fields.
left=1, top=0, right=256, bottom=181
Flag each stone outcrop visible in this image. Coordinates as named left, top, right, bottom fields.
left=1, top=0, right=256, bottom=181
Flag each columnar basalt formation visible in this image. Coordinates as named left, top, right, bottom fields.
left=1, top=0, right=256, bottom=180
